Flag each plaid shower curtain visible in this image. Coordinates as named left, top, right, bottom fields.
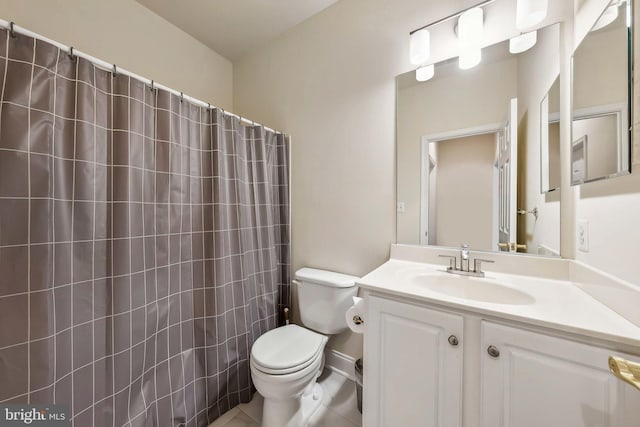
left=0, top=28, right=290, bottom=426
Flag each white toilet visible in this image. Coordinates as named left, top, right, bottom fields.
left=250, top=267, right=359, bottom=427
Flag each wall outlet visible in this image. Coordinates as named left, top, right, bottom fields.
left=577, top=219, right=589, bottom=252
left=397, top=202, right=406, bottom=213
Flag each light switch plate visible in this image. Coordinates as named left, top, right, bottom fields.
left=397, top=202, right=405, bottom=213
left=577, top=219, right=589, bottom=252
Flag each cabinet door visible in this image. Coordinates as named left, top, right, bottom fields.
left=363, top=296, right=463, bottom=427
left=481, top=322, right=640, bottom=427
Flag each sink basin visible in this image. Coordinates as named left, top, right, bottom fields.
left=412, top=274, right=535, bottom=305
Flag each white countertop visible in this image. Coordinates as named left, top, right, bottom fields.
left=357, top=259, right=640, bottom=348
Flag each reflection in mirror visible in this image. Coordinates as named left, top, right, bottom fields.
left=397, top=24, right=561, bottom=256
left=541, top=77, right=560, bottom=193
left=571, top=0, right=631, bottom=185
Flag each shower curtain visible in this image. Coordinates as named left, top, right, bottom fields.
left=0, top=28, right=290, bottom=426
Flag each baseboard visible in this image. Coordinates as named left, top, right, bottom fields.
left=324, top=348, right=357, bottom=381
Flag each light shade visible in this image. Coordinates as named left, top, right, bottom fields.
left=410, top=29, right=430, bottom=65
left=509, top=31, right=538, bottom=54
left=516, top=0, right=548, bottom=30
left=591, top=4, right=619, bottom=32
left=458, top=7, right=484, bottom=48
left=458, top=7, right=483, bottom=70
left=416, top=64, right=435, bottom=82
left=459, top=48, right=482, bottom=70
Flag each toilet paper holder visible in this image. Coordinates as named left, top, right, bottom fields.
left=352, top=315, right=365, bottom=325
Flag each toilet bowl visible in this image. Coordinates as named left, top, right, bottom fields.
left=250, top=324, right=328, bottom=427
left=250, top=268, right=359, bottom=427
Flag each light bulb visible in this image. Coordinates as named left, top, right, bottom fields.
left=509, top=31, right=538, bottom=54
left=459, top=48, right=482, bottom=70
left=516, top=0, right=548, bottom=30
left=458, top=8, right=483, bottom=70
left=416, top=64, right=435, bottom=82
left=458, top=7, right=484, bottom=49
left=410, top=29, right=430, bottom=65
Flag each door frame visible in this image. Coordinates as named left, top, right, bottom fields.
left=420, top=122, right=503, bottom=246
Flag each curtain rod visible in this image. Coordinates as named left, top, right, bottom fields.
left=0, top=19, right=283, bottom=135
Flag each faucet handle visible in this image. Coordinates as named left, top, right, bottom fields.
left=473, top=258, right=494, bottom=274
left=438, top=254, right=457, bottom=270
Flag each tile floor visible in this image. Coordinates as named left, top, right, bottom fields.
left=208, top=368, right=362, bottom=427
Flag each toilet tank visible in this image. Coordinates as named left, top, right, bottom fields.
left=295, top=267, right=359, bottom=335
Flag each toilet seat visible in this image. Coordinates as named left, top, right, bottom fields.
left=251, top=324, right=327, bottom=375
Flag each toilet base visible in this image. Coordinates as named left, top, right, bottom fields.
left=260, top=382, right=324, bottom=427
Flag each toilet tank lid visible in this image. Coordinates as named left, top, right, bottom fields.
left=294, top=267, right=359, bottom=288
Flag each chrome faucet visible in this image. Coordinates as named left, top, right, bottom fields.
left=460, top=243, right=470, bottom=272
left=438, top=243, right=494, bottom=278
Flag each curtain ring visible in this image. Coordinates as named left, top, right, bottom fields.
left=9, top=22, right=17, bottom=38
left=149, top=80, right=155, bottom=92
left=112, top=64, right=117, bottom=76
left=180, top=92, right=184, bottom=103
left=68, top=47, right=77, bottom=61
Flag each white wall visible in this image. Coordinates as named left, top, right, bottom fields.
left=0, top=0, right=234, bottom=109
left=434, top=134, right=496, bottom=251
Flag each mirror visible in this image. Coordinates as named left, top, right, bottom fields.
left=540, top=77, right=560, bottom=193
left=571, top=0, right=632, bottom=185
left=397, top=23, right=561, bottom=256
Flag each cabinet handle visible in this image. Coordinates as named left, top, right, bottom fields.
left=448, top=335, right=459, bottom=346
left=487, top=345, right=500, bottom=358
left=609, top=356, right=640, bottom=392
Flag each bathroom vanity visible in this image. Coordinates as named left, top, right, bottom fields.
left=357, top=245, right=640, bottom=427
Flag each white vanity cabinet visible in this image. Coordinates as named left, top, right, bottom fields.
left=480, top=322, right=640, bottom=427
left=362, top=293, right=640, bottom=427
left=363, top=295, right=464, bottom=427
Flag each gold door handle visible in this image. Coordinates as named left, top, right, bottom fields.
left=609, top=356, right=640, bottom=391
left=497, top=242, right=527, bottom=252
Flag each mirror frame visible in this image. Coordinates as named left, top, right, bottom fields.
left=540, top=77, right=561, bottom=193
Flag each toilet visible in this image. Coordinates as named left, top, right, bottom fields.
left=250, top=267, right=359, bottom=427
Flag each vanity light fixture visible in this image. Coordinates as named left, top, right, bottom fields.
left=516, top=0, right=548, bottom=30
left=458, top=7, right=484, bottom=69
left=415, top=64, right=435, bottom=81
left=591, top=2, right=619, bottom=32
left=509, top=30, right=537, bottom=54
left=459, top=48, right=482, bottom=69
left=410, top=28, right=430, bottom=65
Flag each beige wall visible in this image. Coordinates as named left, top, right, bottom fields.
left=0, top=0, right=233, bottom=109
left=573, top=114, right=619, bottom=179
left=516, top=23, right=561, bottom=255
left=233, top=0, right=482, bottom=357
left=570, top=0, right=640, bottom=285
left=573, top=13, right=627, bottom=111
left=232, top=0, right=640, bottom=359
left=434, top=134, right=496, bottom=251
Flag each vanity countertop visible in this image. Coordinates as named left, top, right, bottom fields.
left=357, top=258, right=640, bottom=348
